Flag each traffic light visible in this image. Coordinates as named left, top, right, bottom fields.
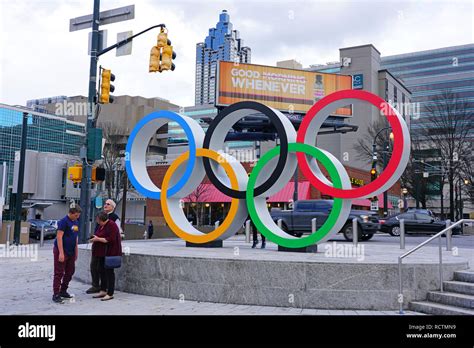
left=68, top=165, right=82, bottom=183
left=99, top=68, right=115, bottom=104
left=370, top=168, right=377, bottom=181
left=91, top=167, right=106, bottom=183
left=149, top=27, right=176, bottom=73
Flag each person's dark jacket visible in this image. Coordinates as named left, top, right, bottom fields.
left=92, top=220, right=122, bottom=257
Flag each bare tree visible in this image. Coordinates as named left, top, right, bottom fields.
left=185, top=183, right=207, bottom=226
left=98, top=121, right=128, bottom=200
left=418, top=90, right=474, bottom=220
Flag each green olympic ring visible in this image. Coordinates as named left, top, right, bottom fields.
left=246, top=142, right=344, bottom=248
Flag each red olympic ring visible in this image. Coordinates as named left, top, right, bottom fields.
left=296, top=89, right=405, bottom=199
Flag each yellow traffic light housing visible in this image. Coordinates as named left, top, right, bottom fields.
left=149, top=27, right=176, bottom=73
left=99, top=68, right=115, bottom=104
left=157, top=29, right=167, bottom=48
left=68, top=165, right=82, bottom=183
left=149, top=45, right=161, bottom=72
left=370, top=167, right=377, bottom=181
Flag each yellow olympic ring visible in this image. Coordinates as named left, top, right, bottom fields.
left=160, top=148, right=240, bottom=243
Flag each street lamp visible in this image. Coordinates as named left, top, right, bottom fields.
left=401, top=188, right=408, bottom=211
left=205, top=203, right=211, bottom=225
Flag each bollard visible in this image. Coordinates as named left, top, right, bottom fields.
left=40, top=225, right=45, bottom=247
left=311, top=218, right=317, bottom=234
left=6, top=224, right=11, bottom=245
left=215, top=220, right=220, bottom=229
left=277, top=219, right=283, bottom=229
left=245, top=220, right=251, bottom=243
left=446, top=219, right=452, bottom=251
left=352, top=218, right=358, bottom=246
left=400, top=219, right=405, bottom=250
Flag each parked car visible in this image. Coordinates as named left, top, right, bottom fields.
left=28, top=219, right=57, bottom=240
left=47, top=219, right=59, bottom=229
left=270, top=199, right=380, bottom=241
left=379, top=212, right=461, bottom=236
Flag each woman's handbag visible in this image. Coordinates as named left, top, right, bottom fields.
left=105, top=228, right=122, bottom=269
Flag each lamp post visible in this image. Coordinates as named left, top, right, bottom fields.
left=401, top=188, right=408, bottom=211
left=372, top=127, right=393, bottom=217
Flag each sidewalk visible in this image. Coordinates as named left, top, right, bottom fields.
left=0, top=245, right=423, bottom=315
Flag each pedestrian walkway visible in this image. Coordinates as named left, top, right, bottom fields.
left=0, top=245, right=423, bottom=315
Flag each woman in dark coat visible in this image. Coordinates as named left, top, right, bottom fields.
left=90, top=211, right=122, bottom=301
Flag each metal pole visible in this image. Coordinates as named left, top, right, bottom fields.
left=311, top=218, right=317, bottom=234
left=214, top=220, right=220, bottom=229
left=438, top=236, right=443, bottom=292
left=40, top=225, right=44, bottom=247
left=352, top=218, right=358, bottom=246
left=398, top=257, right=404, bottom=314
left=13, top=112, right=28, bottom=245
left=79, top=0, right=101, bottom=244
left=245, top=220, right=251, bottom=243
left=400, top=219, right=405, bottom=249
left=120, top=169, right=128, bottom=231
left=383, top=145, right=388, bottom=217
left=445, top=219, right=452, bottom=251
left=293, top=168, right=298, bottom=202
left=277, top=219, right=283, bottom=230
left=6, top=224, right=11, bottom=245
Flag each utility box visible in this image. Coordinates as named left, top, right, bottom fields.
left=87, top=128, right=103, bottom=161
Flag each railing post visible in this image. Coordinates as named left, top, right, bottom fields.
left=311, top=218, right=317, bottom=234
left=352, top=218, right=358, bottom=246
left=6, top=223, right=11, bottom=245
left=245, top=220, right=251, bottom=244
left=398, top=257, right=404, bottom=314
left=439, top=235, right=443, bottom=292
left=40, top=225, right=45, bottom=247
left=277, top=219, right=283, bottom=230
left=445, top=219, right=452, bottom=251
left=400, top=219, right=405, bottom=250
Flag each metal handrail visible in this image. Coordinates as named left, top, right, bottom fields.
left=397, top=218, right=474, bottom=314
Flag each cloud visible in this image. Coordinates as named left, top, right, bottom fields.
left=0, top=0, right=472, bottom=108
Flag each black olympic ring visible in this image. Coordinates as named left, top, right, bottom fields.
left=202, top=101, right=290, bottom=199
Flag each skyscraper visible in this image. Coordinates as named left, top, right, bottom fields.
left=195, top=10, right=251, bottom=105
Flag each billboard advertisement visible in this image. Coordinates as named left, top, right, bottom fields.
left=216, top=61, right=353, bottom=115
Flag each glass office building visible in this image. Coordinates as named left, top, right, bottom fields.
left=381, top=44, right=474, bottom=136
left=0, top=103, right=84, bottom=207
left=195, top=10, right=251, bottom=105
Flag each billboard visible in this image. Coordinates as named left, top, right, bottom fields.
left=216, top=61, right=352, bottom=115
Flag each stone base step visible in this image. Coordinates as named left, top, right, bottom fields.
left=409, top=301, right=474, bottom=315
left=427, top=291, right=474, bottom=309
left=443, top=280, right=474, bottom=295
left=454, top=270, right=474, bottom=283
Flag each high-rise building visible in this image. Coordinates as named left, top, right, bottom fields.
left=381, top=44, right=474, bottom=137
left=195, top=10, right=251, bottom=105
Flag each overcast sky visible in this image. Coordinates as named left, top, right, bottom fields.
left=0, top=0, right=472, bottom=107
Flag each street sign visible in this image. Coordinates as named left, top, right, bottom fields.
left=88, top=30, right=107, bottom=55
left=116, top=31, right=133, bottom=56
left=370, top=200, right=379, bottom=211
left=69, top=4, right=135, bottom=32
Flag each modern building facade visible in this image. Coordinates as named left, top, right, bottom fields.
left=0, top=103, right=85, bottom=220
left=195, top=10, right=251, bottom=105
left=381, top=44, right=474, bottom=215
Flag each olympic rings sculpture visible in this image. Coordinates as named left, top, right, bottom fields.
left=125, top=90, right=410, bottom=248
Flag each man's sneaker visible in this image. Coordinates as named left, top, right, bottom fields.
left=59, top=291, right=73, bottom=299
left=261, top=242, right=266, bottom=249
left=251, top=241, right=258, bottom=248
left=52, top=294, right=64, bottom=303
left=86, top=286, right=100, bottom=294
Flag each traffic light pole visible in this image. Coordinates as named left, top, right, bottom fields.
left=79, top=0, right=100, bottom=243
left=78, top=1, right=167, bottom=242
